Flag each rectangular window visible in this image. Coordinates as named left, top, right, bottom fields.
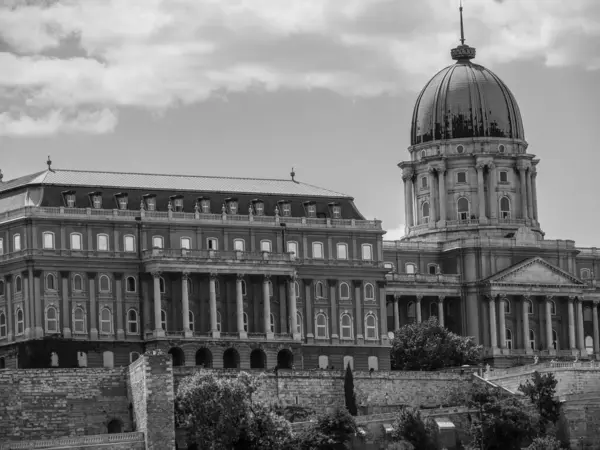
left=173, top=198, right=184, bottom=212
left=499, top=171, right=508, bottom=183
left=13, top=234, right=21, bottom=252
left=43, top=232, right=55, bottom=249
left=117, top=196, right=128, bottom=210
left=65, top=193, right=76, bottom=207
left=152, top=236, right=164, bottom=249
left=200, top=199, right=210, bottom=213
left=181, top=237, right=191, bottom=249
left=97, top=234, right=109, bottom=251
left=456, top=172, right=467, bottom=183
left=361, top=244, right=373, bottom=261
left=233, top=239, right=245, bottom=251
left=421, top=177, right=428, bottom=189
left=254, top=202, right=264, bottom=215
left=312, top=242, right=324, bottom=259
left=92, top=195, right=102, bottom=209
left=0, top=238, right=4, bottom=255
left=332, top=206, right=341, bottom=218
left=207, top=238, right=218, bottom=250
left=287, top=241, right=298, bottom=259
left=71, top=233, right=82, bottom=250
left=228, top=201, right=238, bottom=215
left=336, top=243, right=348, bottom=260
left=280, top=202, right=291, bottom=216
left=124, top=235, right=135, bottom=252
left=260, top=240, right=272, bottom=252
left=307, top=204, right=316, bottom=217
left=146, top=197, right=156, bottom=211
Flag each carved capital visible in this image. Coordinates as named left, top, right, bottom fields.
left=486, top=294, right=496, bottom=302
left=113, top=272, right=124, bottom=280
left=302, top=278, right=313, bottom=286
left=290, top=273, right=298, bottom=283
left=401, top=169, right=414, bottom=182
left=427, top=165, right=436, bottom=174
left=545, top=294, right=555, bottom=301
left=593, top=300, right=599, bottom=307
left=209, top=273, right=218, bottom=280
left=377, top=280, right=387, bottom=289
left=150, top=271, right=162, bottom=279
left=3, top=274, right=12, bottom=282
left=522, top=293, right=531, bottom=300
left=394, top=294, right=401, bottom=301
left=487, top=162, right=496, bottom=170
left=476, top=163, right=486, bottom=171
left=327, top=279, right=337, bottom=287
left=353, top=280, right=363, bottom=287
left=236, top=273, right=245, bottom=281
left=263, top=274, right=271, bottom=282
left=568, top=295, right=576, bottom=303
left=415, top=294, right=423, bottom=302
left=438, top=295, right=445, bottom=303
left=33, top=269, right=44, bottom=277
left=182, top=272, right=190, bottom=281
left=59, top=271, right=70, bottom=278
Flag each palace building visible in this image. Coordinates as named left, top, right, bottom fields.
left=1, top=10, right=599, bottom=371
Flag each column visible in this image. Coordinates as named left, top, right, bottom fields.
left=378, top=282, right=388, bottom=342
left=181, top=273, right=191, bottom=337
left=428, top=167, right=437, bottom=226
left=114, top=273, right=124, bottom=339
left=476, top=164, right=487, bottom=221
left=329, top=280, right=339, bottom=342
left=488, top=295, right=498, bottom=349
left=5, top=276, right=12, bottom=342
left=568, top=296, right=576, bottom=349
left=437, top=168, right=447, bottom=223
left=519, top=166, right=529, bottom=220
left=393, top=295, right=400, bottom=330
left=236, top=274, right=246, bottom=338
left=88, top=272, right=98, bottom=340
left=152, top=272, right=164, bottom=337
left=60, top=272, right=71, bottom=338
left=531, top=170, right=539, bottom=221
left=28, top=268, right=38, bottom=337
left=593, top=301, right=600, bottom=354
left=402, top=170, right=414, bottom=230
left=354, top=281, right=364, bottom=342
left=304, top=279, right=314, bottom=342
left=498, top=295, right=506, bottom=349
left=488, top=163, right=498, bottom=220
left=437, top=295, right=445, bottom=327
left=33, top=271, right=43, bottom=337
left=209, top=274, right=219, bottom=337
left=22, top=272, right=30, bottom=338
left=289, top=275, right=300, bottom=340
left=263, top=275, right=273, bottom=338
left=279, top=283, right=287, bottom=333
left=526, top=169, right=534, bottom=221
left=416, top=294, right=423, bottom=323
left=576, top=298, right=585, bottom=353
left=545, top=296, right=553, bottom=351
left=522, top=295, right=532, bottom=353
left=142, top=277, right=151, bottom=334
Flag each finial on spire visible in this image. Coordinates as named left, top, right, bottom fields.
left=47, top=155, right=55, bottom=172
left=290, top=167, right=296, bottom=182
left=451, top=0, right=476, bottom=61
left=459, top=0, right=465, bottom=45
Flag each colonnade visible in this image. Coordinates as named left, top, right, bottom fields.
left=390, top=294, right=446, bottom=329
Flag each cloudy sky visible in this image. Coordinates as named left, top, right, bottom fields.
left=1, top=0, right=599, bottom=244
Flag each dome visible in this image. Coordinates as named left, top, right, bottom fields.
left=410, top=52, right=525, bottom=146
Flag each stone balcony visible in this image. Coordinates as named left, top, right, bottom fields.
left=385, top=273, right=462, bottom=297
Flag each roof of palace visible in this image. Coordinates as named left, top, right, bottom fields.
left=0, top=169, right=351, bottom=199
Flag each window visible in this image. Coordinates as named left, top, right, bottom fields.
left=145, top=197, right=156, bottom=211
left=429, top=302, right=437, bottom=317
left=361, top=244, right=373, bottom=261
left=405, top=263, right=417, bottom=274
left=428, top=264, right=438, bottom=275
left=15, top=308, right=24, bottom=335
left=456, top=171, right=467, bottom=183
left=503, top=299, right=511, bottom=314
left=241, top=280, right=247, bottom=297
left=421, top=176, right=428, bottom=189
left=529, top=329, right=536, bottom=350
left=260, top=240, right=272, bottom=253
left=73, top=307, right=85, bottom=333
left=552, top=329, right=559, bottom=350
left=312, top=242, right=324, bottom=259
left=13, top=234, right=21, bottom=251
left=97, top=234, right=109, bottom=251
left=581, top=268, right=591, bottom=279
left=233, top=239, right=245, bottom=252
left=340, top=314, right=353, bottom=339
left=216, top=311, right=222, bottom=332
left=0, top=312, right=6, bottom=338
left=368, top=356, right=379, bottom=371
left=124, top=235, right=135, bottom=253
left=172, top=197, right=184, bottom=212
left=0, top=238, right=3, bottom=255
left=407, top=301, right=416, bottom=320
left=159, top=277, right=166, bottom=294
left=499, top=171, right=508, bottom=183
left=122, top=276, right=135, bottom=293
left=15, top=276, right=22, bottom=294
left=550, top=300, right=557, bottom=315
left=64, top=192, right=76, bottom=207
left=227, top=200, right=238, bottom=215
left=505, top=328, right=513, bottom=349
left=160, top=310, right=167, bottom=330
left=457, top=197, right=470, bottom=221
left=527, top=299, right=533, bottom=314
left=99, top=275, right=110, bottom=293
left=339, top=282, right=350, bottom=299
left=318, top=355, right=329, bottom=369
left=152, top=236, right=164, bottom=249
left=207, top=238, right=218, bottom=250
left=100, top=308, right=112, bottom=334
left=500, top=196, right=511, bottom=219
left=332, top=205, right=341, bottom=218
left=456, top=144, right=464, bottom=154
left=127, top=309, right=139, bottom=334
left=243, top=312, right=249, bottom=332
left=420, top=150, right=426, bottom=159
left=46, top=306, right=58, bottom=333
left=73, top=274, right=83, bottom=292
left=383, top=262, right=394, bottom=273
left=181, top=237, right=191, bottom=250
left=422, top=202, right=430, bottom=224
left=43, top=232, right=55, bottom=249
left=269, top=313, right=275, bottom=332
left=364, top=283, right=375, bottom=300
left=316, top=313, right=328, bottom=339
left=267, top=280, right=273, bottom=297
left=315, top=281, right=325, bottom=298
left=287, top=241, right=298, bottom=259
left=189, top=311, right=195, bottom=332
left=116, top=195, right=128, bottom=210
left=91, top=194, right=102, bottom=209
left=498, top=144, right=505, bottom=153
left=365, top=314, right=378, bottom=340
left=306, top=203, right=317, bottom=217
left=294, top=281, right=301, bottom=298
left=337, top=243, right=348, bottom=260
left=280, top=202, right=291, bottom=217
left=71, top=233, right=83, bottom=250
left=296, top=312, right=303, bottom=335
left=46, top=273, right=56, bottom=290
left=253, top=201, right=264, bottom=216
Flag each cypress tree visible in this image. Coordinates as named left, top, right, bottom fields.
left=344, top=363, right=358, bottom=416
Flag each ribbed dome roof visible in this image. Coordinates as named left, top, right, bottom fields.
left=410, top=58, right=525, bottom=146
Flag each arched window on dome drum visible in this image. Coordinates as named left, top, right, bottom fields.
left=421, top=202, right=430, bottom=224
left=500, top=196, right=511, bottom=219
left=457, top=197, right=470, bottom=221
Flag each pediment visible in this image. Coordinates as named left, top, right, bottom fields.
left=487, top=257, right=584, bottom=286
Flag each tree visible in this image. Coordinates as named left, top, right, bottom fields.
left=518, top=371, right=561, bottom=429
left=344, top=363, right=358, bottom=416
left=525, top=436, right=563, bottom=450
left=391, top=406, right=434, bottom=450
left=297, top=407, right=359, bottom=450
left=391, top=316, right=482, bottom=371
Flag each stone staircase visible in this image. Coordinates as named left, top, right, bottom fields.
left=0, top=432, right=145, bottom=450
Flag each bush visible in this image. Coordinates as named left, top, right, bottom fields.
left=525, top=436, right=563, bottom=450
left=297, top=407, right=358, bottom=450
left=391, top=406, right=435, bottom=450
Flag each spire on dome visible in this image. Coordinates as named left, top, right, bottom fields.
left=451, top=0, right=476, bottom=61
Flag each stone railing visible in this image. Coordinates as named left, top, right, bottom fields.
left=0, top=206, right=382, bottom=230
left=488, top=360, right=600, bottom=378
left=0, top=249, right=139, bottom=262
left=142, top=249, right=295, bottom=263
left=386, top=273, right=461, bottom=284
left=0, top=432, right=144, bottom=450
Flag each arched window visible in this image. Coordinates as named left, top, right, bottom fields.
left=260, top=240, right=272, bottom=253
left=340, top=313, right=353, bottom=339
left=233, top=239, right=245, bottom=252
left=336, top=243, right=348, bottom=260
left=46, top=306, right=58, bottom=333
left=73, top=307, right=86, bottom=333
left=97, top=233, right=109, bottom=251
left=159, top=277, right=166, bottom=294
left=70, top=232, right=83, bottom=250
left=312, top=242, right=324, bottom=259
left=126, top=276, right=136, bottom=293
left=287, top=241, right=298, bottom=259
left=13, top=233, right=21, bottom=251
left=100, top=308, right=112, bottom=334
left=0, top=280, right=4, bottom=296
left=364, top=283, right=375, bottom=301
left=552, top=329, right=559, bottom=350
left=73, top=274, right=83, bottom=292
left=407, top=301, right=416, bottom=320
left=15, top=276, right=22, bottom=294
left=124, top=235, right=135, bottom=253
left=429, top=302, right=437, bottom=317
left=503, top=299, right=511, bottom=314
left=422, top=202, right=430, bottom=224
left=581, top=268, right=591, bottom=280
left=241, top=280, right=247, bottom=297
left=294, top=281, right=301, bottom=299
left=315, top=281, right=325, bottom=298
left=269, top=313, right=275, bottom=332
left=15, top=308, right=24, bottom=335
left=99, top=275, right=110, bottom=293
left=361, top=244, right=373, bottom=261
left=189, top=311, right=195, bottom=332
left=216, top=311, right=222, bottom=332
left=43, top=231, right=55, bottom=249
left=529, top=329, right=536, bottom=350
left=405, top=263, right=417, bottom=274
left=365, top=313, right=378, bottom=340
left=505, top=328, right=513, bottom=349
left=500, top=196, right=511, bottom=219
left=152, top=236, right=164, bottom=249
left=127, top=309, right=139, bottom=334
left=550, top=300, right=557, bottom=315
left=315, top=313, right=328, bottom=339
left=0, top=312, right=6, bottom=338
left=527, top=299, right=533, bottom=314
left=457, top=197, right=470, bottom=221
left=267, top=279, right=273, bottom=297
left=243, top=312, right=249, bottom=332
left=160, top=310, right=167, bottom=331
left=46, top=273, right=56, bottom=291
left=339, top=282, right=350, bottom=300
left=296, top=312, right=303, bottom=336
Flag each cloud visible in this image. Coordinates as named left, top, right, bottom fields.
left=0, top=108, right=117, bottom=136
left=384, top=225, right=406, bottom=241
left=0, top=0, right=598, bottom=136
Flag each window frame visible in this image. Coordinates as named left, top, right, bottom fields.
left=421, top=176, right=428, bottom=189
left=189, top=311, right=195, bottom=332
left=499, top=170, right=509, bottom=183
left=152, top=235, right=164, bottom=249
left=427, top=264, right=438, bottom=275
left=421, top=202, right=430, bottom=224
left=361, top=244, right=373, bottom=261
left=269, top=313, right=275, bottom=333
left=296, top=312, right=303, bottom=336
left=315, top=281, right=325, bottom=299
left=456, top=171, right=467, bottom=184
left=99, top=307, right=113, bottom=334
left=312, top=242, right=324, bottom=259
left=503, top=298, right=511, bottom=314
left=315, top=313, right=329, bottom=339
left=340, top=313, right=353, bottom=339
left=180, top=237, right=192, bottom=250
left=206, top=237, right=218, bottom=251
left=73, top=307, right=86, bottom=334
left=160, top=309, right=167, bottom=331
left=529, top=329, right=536, bottom=350
left=216, top=311, right=222, bottom=332
left=15, top=308, right=24, bottom=336
left=233, top=238, right=245, bottom=252
left=405, top=263, right=417, bottom=274
left=260, top=239, right=272, bottom=253
left=43, top=231, right=55, bottom=250
left=123, top=235, right=135, bottom=253
left=527, top=299, right=533, bottom=315
left=365, top=313, right=378, bottom=340
left=287, top=241, right=298, bottom=259
left=73, top=274, right=84, bottom=292
left=552, top=329, right=559, bottom=350
left=457, top=197, right=470, bottom=221
left=97, top=233, right=109, bottom=252
left=339, top=282, right=350, bottom=300
left=364, top=283, right=375, bottom=300
left=71, top=232, right=83, bottom=251
left=46, top=273, right=57, bottom=291
left=127, top=309, right=139, bottom=334
left=550, top=300, right=557, bottom=315
left=159, top=277, right=166, bottom=294
left=407, top=301, right=416, bottom=320
left=243, top=312, right=249, bottom=332
left=580, top=268, right=591, bottom=280
left=499, top=196, right=511, bottom=219
left=505, top=328, right=513, bottom=350
left=14, top=275, right=22, bottom=294
left=13, top=233, right=21, bottom=252
left=336, top=243, right=348, bottom=260
left=46, top=306, right=58, bottom=333
left=98, top=274, right=111, bottom=293
left=0, top=311, right=6, bottom=338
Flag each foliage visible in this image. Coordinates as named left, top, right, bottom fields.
left=272, top=403, right=315, bottom=423
left=344, top=363, right=358, bottom=416
left=518, top=371, right=561, bottom=429
left=390, top=406, right=435, bottom=450
left=391, top=316, right=482, bottom=371
left=234, top=403, right=296, bottom=450
left=297, top=407, right=359, bottom=450
left=525, top=435, right=564, bottom=450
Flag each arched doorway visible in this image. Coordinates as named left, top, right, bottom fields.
left=277, top=349, right=293, bottom=369
left=223, top=348, right=239, bottom=369
left=250, top=349, right=266, bottom=369
left=169, top=347, right=185, bottom=367
left=195, top=348, right=212, bottom=368
left=107, top=419, right=123, bottom=434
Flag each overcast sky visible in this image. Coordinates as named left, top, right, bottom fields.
left=1, top=0, right=599, bottom=245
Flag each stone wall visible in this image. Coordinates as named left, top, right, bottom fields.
left=0, top=432, right=145, bottom=450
